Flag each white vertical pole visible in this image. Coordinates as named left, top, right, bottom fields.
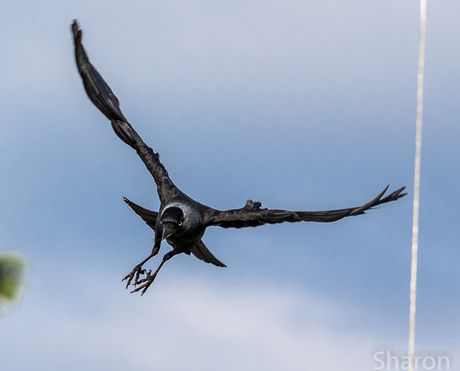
left=409, top=1, right=427, bottom=370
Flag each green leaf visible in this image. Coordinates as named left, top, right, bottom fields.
left=0, top=254, right=25, bottom=301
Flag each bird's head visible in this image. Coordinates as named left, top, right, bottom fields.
left=160, top=207, right=185, bottom=240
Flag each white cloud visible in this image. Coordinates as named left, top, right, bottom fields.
left=0, top=267, right=403, bottom=371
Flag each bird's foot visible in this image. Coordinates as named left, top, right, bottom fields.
left=130, top=270, right=157, bottom=296
left=122, top=264, right=147, bottom=289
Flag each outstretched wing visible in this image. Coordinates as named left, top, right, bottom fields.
left=203, top=186, right=406, bottom=229
left=71, top=20, right=180, bottom=204
left=71, top=21, right=127, bottom=123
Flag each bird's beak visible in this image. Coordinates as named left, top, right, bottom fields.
left=162, top=222, right=175, bottom=240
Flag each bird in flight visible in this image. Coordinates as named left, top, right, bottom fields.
left=71, top=20, right=406, bottom=295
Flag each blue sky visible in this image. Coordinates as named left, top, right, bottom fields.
left=0, top=1, right=459, bottom=370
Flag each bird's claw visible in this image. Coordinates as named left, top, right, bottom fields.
left=130, top=270, right=157, bottom=296
left=122, top=264, right=147, bottom=289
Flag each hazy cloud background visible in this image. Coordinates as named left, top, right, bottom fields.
left=0, top=1, right=459, bottom=370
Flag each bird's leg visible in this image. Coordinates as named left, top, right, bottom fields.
left=122, top=240, right=161, bottom=288
left=131, top=249, right=180, bottom=295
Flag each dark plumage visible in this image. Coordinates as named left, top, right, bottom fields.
left=71, top=20, right=407, bottom=295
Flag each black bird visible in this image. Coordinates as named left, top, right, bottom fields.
left=71, top=20, right=406, bottom=295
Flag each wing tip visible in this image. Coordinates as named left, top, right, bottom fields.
left=71, top=19, right=81, bottom=42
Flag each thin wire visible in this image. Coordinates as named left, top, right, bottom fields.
left=409, top=1, right=427, bottom=370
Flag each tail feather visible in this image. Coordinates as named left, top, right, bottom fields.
left=190, top=241, right=226, bottom=268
